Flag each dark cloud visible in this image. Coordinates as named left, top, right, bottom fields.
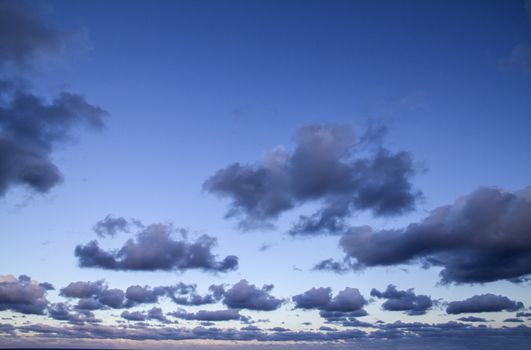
left=457, top=316, right=488, bottom=322
left=169, top=309, right=247, bottom=322
left=147, top=307, right=168, bottom=323
left=121, top=310, right=147, bottom=322
left=60, top=280, right=124, bottom=310
left=169, top=284, right=225, bottom=306
left=0, top=86, right=107, bottom=196
left=75, top=223, right=238, bottom=273
left=336, top=187, right=531, bottom=283
left=370, top=285, right=433, bottom=315
left=292, top=287, right=367, bottom=313
left=0, top=274, right=49, bottom=314
left=312, top=259, right=348, bottom=273
left=0, top=0, right=63, bottom=66
left=446, top=294, right=524, bottom=314
left=222, top=280, right=282, bottom=311
left=11, top=319, right=531, bottom=349
left=504, top=318, right=524, bottom=323
left=38, top=282, right=54, bottom=291
left=48, top=303, right=101, bottom=325
left=204, top=124, right=420, bottom=233
left=60, top=280, right=105, bottom=299
left=124, top=285, right=167, bottom=307
left=0, top=1, right=106, bottom=199
left=93, top=215, right=130, bottom=237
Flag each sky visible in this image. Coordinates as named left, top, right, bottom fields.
left=1, top=0, right=531, bottom=349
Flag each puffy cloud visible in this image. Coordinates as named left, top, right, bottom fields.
left=204, top=124, right=420, bottom=233
left=312, top=259, right=348, bottom=273
left=370, top=285, right=433, bottom=315
left=93, top=215, right=131, bottom=237
left=0, top=274, right=49, bottom=314
left=169, top=309, right=247, bottom=322
left=168, top=284, right=225, bottom=306
left=446, top=294, right=524, bottom=314
left=0, top=1, right=106, bottom=199
left=222, top=280, right=282, bottom=311
left=336, top=187, right=531, bottom=283
left=60, top=281, right=123, bottom=310
left=0, top=87, right=107, bottom=197
left=48, top=303, right=101, bottom=325
left=0, top=0, right=63, bottom=66
left=293, top=287, right=367, bottom=313
left=124, top=285, right=167, bottom=307
left=121, top=310, right=147, bottom=322
left=75, top=224, right=238, bottom=273
left=60, top=281, right=105, bottom=299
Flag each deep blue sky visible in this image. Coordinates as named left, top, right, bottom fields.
left=1, top=0, right=531, bottom=349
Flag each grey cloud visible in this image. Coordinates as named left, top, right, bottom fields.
left=93, top=215, right=130, bottom=237
left=121, top=310, right=147, bottom=322
left=504, top=318, right=524, bottom=323
left=75, top=224, right=238, bottom=273
left=312, top=259, right=348, bottom=273
left=169, top=309, right=247, bottom=322
left=147, top=307, right=168, bottom=323
left=370, top=285, right=433, bottom=315
left=0, top=0, right=62, bottom=66
left=0, top=274, right=49, bottom=314
left=223, top=280, right=282, bottom=311
left=293, top=287, right=367, bottom=313
left=205, top=124, right=420, bottom=234
left=60, top=281, right=123, bottom=310
left=0, top=85, right=107, bottom=197
left=337, top=187, right=531, bottom=283
left=446, top=294, right=523, bottom=314
left=60, top=281, right=105, bottom=299
left=124, top=285, right=166, bottom=307
left=4, top=319, right=531, bottom=349
left=48, top=303, right=101, bottom=325
left=169, top=284, right=225, bottom=306
left=457, top=316, right=488, bottom=322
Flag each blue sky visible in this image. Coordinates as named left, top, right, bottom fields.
left=1, top=0, right=531, bottom=349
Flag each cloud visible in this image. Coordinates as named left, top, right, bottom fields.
left=335, top=187, right=531, bottom=283
left=204, top=124, right=420, bottom=233
left=312, top=259, right=348, bottom=273
left=48, top=303, right=101, bottom=325
left=292, top=287, right=367, bottom=313
left=124, top=285, right=167, bottom=307
left=121, top=310, right=147, bottom=322
left=93, top=215, right=131, bottom=237
left=60, top=280, right=124, bottom=310
left=457, top=316, right=488, bottom=322
left=0, top=1, right=106, bottom=199
left=370, top=285, right=433, bottom=315
left=0, top=274, right=49, bottom=314
left=0, top=85, right=107, bottom=197
left=0, top=0, right=63, bottom=66
left=75, top=223, right=239, bottom=273
left=169, top=309, right=247, bottom=322
left=60, top=281, right=106, bottom=299
left=168, top=284, right=225, bottom=306
left=222, top=280, right=282, bottom=311
left=446, top=294, right=524, bottom=314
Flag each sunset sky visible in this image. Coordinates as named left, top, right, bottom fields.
left=1, top=0, right=531, bottom=349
